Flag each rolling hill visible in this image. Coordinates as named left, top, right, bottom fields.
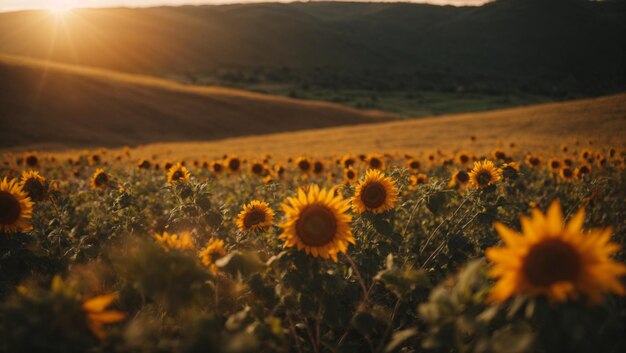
left=0, top=55, right=394, bottom=149
left=0, top=0, right=623, bottom=96
left=66, top=92, right=626, bottom=160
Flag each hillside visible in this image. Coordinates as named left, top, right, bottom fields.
left=0, top=0, right=623, bottom=97
left=120, top=92, right=626, bottom=160
left=0, top=55, right=394, bottom=149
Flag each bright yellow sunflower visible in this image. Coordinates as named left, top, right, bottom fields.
left=155, top=231, right=195, bottom=251
left=0, top=177, right=33, bottom=234
left=235, top=200, right=275, bottom=232
left=352, top=169, right=398, bottom=214
left=486, top=201, right=626, bottom=303
left=279, top=185, right=354, bottom=261
left=19, top=170, right=47, bottom=202
left=468, top=160, right=501, bottom=189
left=90, top=169, right=109, bottom=189
left=167, top=163, right=191, bottom=184
left=82, top=293, right=125, bottom=340
left=199, top=238, right=227, bottom=274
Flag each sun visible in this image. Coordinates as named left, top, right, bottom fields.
left=45, top=0, right=77, bottom=16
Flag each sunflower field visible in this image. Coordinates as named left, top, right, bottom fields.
left=0, top=143, right=625, bottom=353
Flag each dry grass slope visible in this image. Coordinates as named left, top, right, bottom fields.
left=0, top=55, right=394, bottom=149
left=127, top=93, right=626, bottom=160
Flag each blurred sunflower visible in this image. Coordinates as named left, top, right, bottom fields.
left=455, top=151, right=471, bottom=166
left=407, top=159, right=421, bottom=172
left=19, top=170, right=47, bottom=202
left=24, top=153, right=39, bottom=168
left=559, top=167, right=575, bottom=182
left=163, top=161, right=174, bottom=171
left=155, top=231, right=195, bottom=251
left=90, top=169, right=109, bottom=189
left=137, top=159, right=151, bottom=169
left=273, top=164, right=286, bottom=178
left=249, top=161, right=266, bottom=176
left=343, top=167, right=358, bottom=185
left=468, top=160, right=501, bottom=189
left=0, top=177, right=33, bottom=234
left=486, top=201, right=626, bottom=303
left=279, top=185, right=354, bottom=261
left=226, top=156, right=242, bottom=173
left=82, top=293, right=125, bottom=340
left=410, top=173, right=428, bottom=188
left=199, top=238, right=227, bottom=274
left=296, top=156, right=312, bottom=174
left=353, top=169, right=398, bottom=214
left=210, top=161, right=224, bottom=175
left=449, top=170, right=470, bottom=189
left=167, top=163, right=190, bottom=184
left=313, top=160, right=325, bottom=175
left=235, top=200, right=275, bottom=232
left=367, top=154, right=385, bottom=170
left=525, top=155, right=542, bottom=168
left=492, top=149, right=507, bottom=161
left=548, top=158, right=562, bottom=173
left=501, top=162, right=520, bottom=179
left=576, top=164, right=592, bottom=178
left=342, top=155, right=356, bottom=168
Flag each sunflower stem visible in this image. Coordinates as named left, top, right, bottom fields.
left=345, top=253, right=368, bottom=300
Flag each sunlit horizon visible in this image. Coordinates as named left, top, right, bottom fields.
left=0, top=0, right=491, bottom=13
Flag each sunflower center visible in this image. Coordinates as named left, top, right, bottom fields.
left=95, top=173, right=108, bottom=186
left=313, top=162, right=324, bottom=174
left=229, top=159, right=241, bottom=171
left=370, top=159, right=382, bottom=169
left=476, top=170, right=492, bottom=186
left=0, top=191, right=21, bottom=225
left=523, top=239, right=581, bottom=287
left=562, top=168, right=573, bottom=178
left=460, top=155, right=469, bottom=164
left=172, top=170, right=184, bottom=181
left=23, top=179, right=45, bottom=201
left=252, top=164, right=263, bottom=174
left=456, top=171, right=470, bottom=183
left=296, top=205, right=337, bottom=247
left=361, top=182, right=387, bottom=209
left=298, top=160, right=311, bottom=171
left=213, top=164, right=223, bottom=172
left=346, top=170, right=355, bottom=179
left=410, top=161, right=420, bottom=169
left=551, top=161, right=560, bottom=169
left=244, top=209, right=266, bottom=228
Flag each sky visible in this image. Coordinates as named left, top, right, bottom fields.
left=0, top=0, right=491, bottom=13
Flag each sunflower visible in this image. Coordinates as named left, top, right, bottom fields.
left=559, top=167, right=575, bottom=182
left=24, top=153, right=38, bottom=168
left=492, top=149, right=507, bottom=161
left=226, top=156, right=242, bottom=173
left=199, top=238, right=227, bottom=274
left=576, top=164, right=591, bottom=178
left=90, top=169, right=110, bottom=189
left=455, top=151, right=471, bottom=166
left=137, top=159, right=151, bottom=169
left=525, top=155, right=542, bottom=168
left=210, top=161, right=224, bottom=175
left=167, top=163, right=191, bottom=184
left=0, top=177, right=33, bottom=234
left=486, top=201, right=626, bottom=303
left=341, top=155, right=356, bottom=168
left=366, top=154, right=385, bottom=170
left=409, top=173, right=428, bottom=189
left=548, top=158, right=562, bottom=173
left=407, top=159, right=421, bottom=172
left=155, top=231, right=195, bottom=251
left=501, top=162, right=520, bottom=179
left=468, top=160, right=501, bottom=189
left=313, top=160, right=325, bottom=175
left=19, top=170, right=47, bottom=202
left=82, top=293, right=125, bottom=340
left=163, top=161, right=174, bottom=171
left=279, top=185, right=354, bottom=261
left=449, top=170, right=470, bottom=189
left=249, top=161, right=266, bottom=176
left=235, top=200, right=275, bottom=232
left=296, top=156, right=312, bottom=174
left=352, top=169, right=398, bottom=214
left=343, top=167, right=358, bottom=185
left=580, top=148, right=592, bottom=161
left=273, top=164, right=286, bottom=178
